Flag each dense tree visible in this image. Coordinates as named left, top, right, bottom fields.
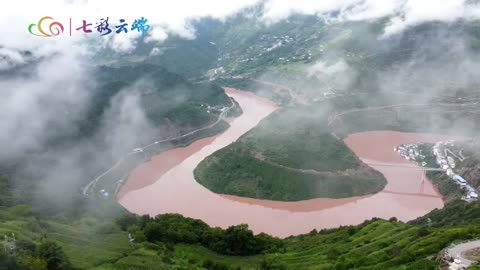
left=0, top=253, right=24, bottom=270
left=36, top=242, right=71, bottom=270
left=260, top=257, right=287, bottom=270
left=223, top=224, right=258, bottom=255
left=122, top=214, right=284, bottom=256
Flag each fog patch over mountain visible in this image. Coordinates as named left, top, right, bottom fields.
left=29, top=80, right=158, bottom=208
left=307, top=59, right=358, bottom=92
left=262, top=0, right=480, bottom=36
left=0, top=46, right=165, bottom=209
left=0, top=52, right=92, bottom=161
left=2, top=0, right=480, bottom=208
left=247, top=20, right=480, bottom=149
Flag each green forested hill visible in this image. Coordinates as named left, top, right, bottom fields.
left=1, top=62, right=234, bottom=211
left=194, top=104, right=386, bottom=201
left=78, top=63, right=230, bottom=138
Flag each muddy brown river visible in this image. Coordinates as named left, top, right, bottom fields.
left=118, top=88, right=452, bottom=238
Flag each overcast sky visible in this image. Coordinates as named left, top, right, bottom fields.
left=2, top=0, right=480, bottom=56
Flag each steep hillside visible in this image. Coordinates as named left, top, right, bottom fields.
left=0, top=61, right=235, bottom=214
left=194, top=104, right=386, bottom=201
left=79, top=63, right=231, bottom=139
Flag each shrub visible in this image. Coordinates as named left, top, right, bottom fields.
left=36, top=241, right=71, bottom=270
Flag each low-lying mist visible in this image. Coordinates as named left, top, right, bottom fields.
left=0, top=49, right=171, bottom=212
left=3, top=1, right=480, bottom=214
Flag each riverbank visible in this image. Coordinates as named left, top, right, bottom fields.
left=119, top=89, right=457, bottom=237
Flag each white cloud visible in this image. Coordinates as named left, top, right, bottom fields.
left=384, top=0, right=480, bottom=35
left=2, top=0, right=480, bottom=56
left=0, top=51, right=92, bottom=158
left=340, top=0, right=404, bottom=21
left=0, top=0, right=259, bottom=54
left=307, top=59, right=357, bottom=91
left=262, top=0, right=355, bottom=22
left=262, top=0, right=480, bottom=36
left=0, top=48, right=25, bottom=70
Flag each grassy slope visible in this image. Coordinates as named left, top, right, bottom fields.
left=278, top=219, right=480, bottom=270
left=238, top=109, right=357, bottom=171
left=2, top=193, right=480, bottom=269
left=195, top=105, right=386, bottom=201
left=0, top=202, right=255, bottom=270
left=61, top=201, right=480, bottom=270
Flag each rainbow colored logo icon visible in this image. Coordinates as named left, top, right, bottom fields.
left=28, top=16, right=64, bottom=37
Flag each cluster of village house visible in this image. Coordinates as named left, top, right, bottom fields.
left=394, top=141, right=478, bottom=201
left=394, top=144, right=427, bottom=165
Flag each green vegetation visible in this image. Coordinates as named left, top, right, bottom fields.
left=22, top=63, right=237, bottom=199
left=90, top=118, right=231, bottom=197
left=412, top=200, right=480, bottom=227
left=37, top=241, right=72, bottom=270
left=6, top=8, right=480, bottom=270
left=2, top=166, right=480, bottom=270
left=330, top=103, right=480, bottom=138
left=226, top=98, right=243, bottom=118
left=399, top=143, right=465, bottom=202
left=427, top=171, right=466, bottom=202
left=195, top=144, right=386, bottom=200
left=239, top=108, right=358, bottom=172
left=195, top=105, right=386, bottom=201
left=404, top=141, right=480, bottom=202
left=4, top=197, right=480, bottom=269
left=279, top=217, right=480, bottom=270
left=90, top=64, right=230, bottom=132
left=125, top=214, right=284, bottom=256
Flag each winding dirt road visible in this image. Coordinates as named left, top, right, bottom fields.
left=447, top=240, right=480, bottom=267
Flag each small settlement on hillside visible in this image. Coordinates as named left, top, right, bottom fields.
left=394, top=141, right=479, bottom=201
